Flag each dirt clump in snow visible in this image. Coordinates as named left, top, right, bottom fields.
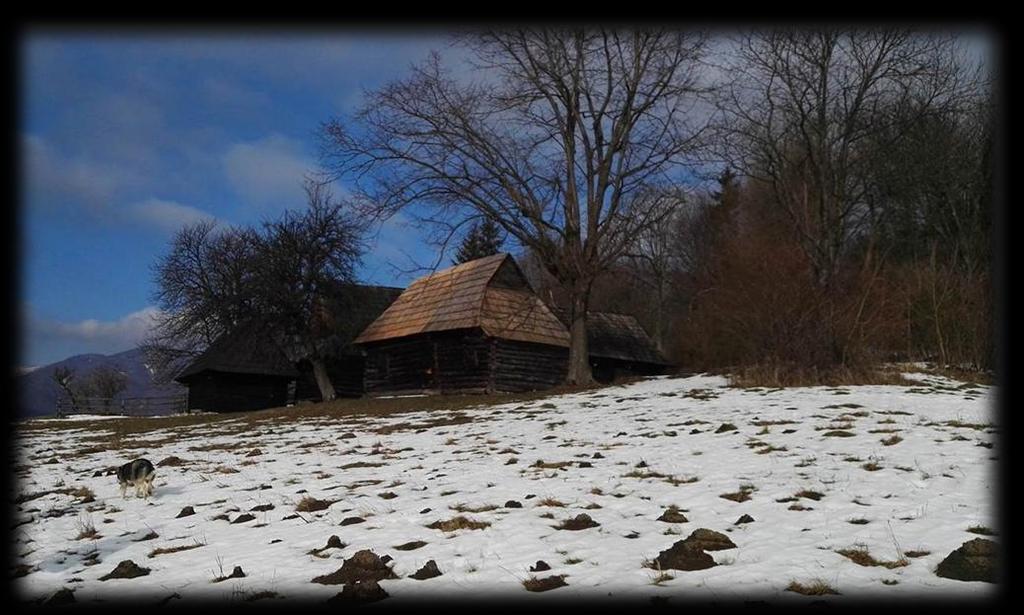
left=657, top=507, right=689, bottom=523
left=324, top=535, right=345, bottom=550
left=530, top=560, right=551, bottom=572
left=556, top=513, right=600, bottom=530
left=42, top=588, right=76, bottom=606
left=935, top=538, right=998, bottom=583
left=213, top=566, right=246, bottom=583
left=523, top=575, right=567, bottom=592
left=99, top=560, right=150, bottom=581
left=340, top=516, right=366, bottom=526
left=735, top=514, right=755, bottom=524
left=651, top=528, right=737, bottom=571
left=394, top=540, right=427, bottom=551
left=158, top=456, right=187, bottom=467
left=409, top=560, right=442, bottom=580
left=683, top=528, right=737, bottom=551
left=327, top=579, right=389, bottom=603
left=295, top=496, right=333, bottom=513
left=311, top=549, right=398, bottom=585
left=651, top=541, right=716, bottom=571
left=175, top=506, right=195, bottom=518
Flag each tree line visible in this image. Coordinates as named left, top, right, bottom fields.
left=148, top=27, right=995, bottom=393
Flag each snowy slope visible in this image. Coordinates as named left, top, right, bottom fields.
left=11, top=373, right=997, bottom=604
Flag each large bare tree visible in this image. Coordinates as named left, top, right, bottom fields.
left=144, top=179, right=365, bottom=402
left=143, top=221, right=262, bottom=381
left=254, top=178, right=365, bottom=401
left=320, top=28, right=712, bottom=384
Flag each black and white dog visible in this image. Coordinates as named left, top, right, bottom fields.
left=116, top=459, right=156, bottom=499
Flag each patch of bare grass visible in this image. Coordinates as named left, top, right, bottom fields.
left=786, top=579, right=840, bottom=595
left=728, top=363, right=912, bottom=388
left=720, top=484, right=756, bottom=502
left=531, top=459, right=573, bottom=470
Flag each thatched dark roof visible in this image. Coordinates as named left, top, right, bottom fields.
left=552, top=309, right=671, bottom=367
left=355, top=254, right=570, bottom=348
left=175, top=322, right=299, bottom=382
left=175, top=284, right=403, bottom=382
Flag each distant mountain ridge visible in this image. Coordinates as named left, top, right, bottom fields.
left=16, top=348, right=186, bottom=418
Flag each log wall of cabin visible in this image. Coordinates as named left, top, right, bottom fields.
left=361, top=330, right=500, bottom=393
left=490, top=338, right=568, bottom=392
left=295, top=356, right=366, bottom=401
left=182, top=371, right=291, bottom=412
left=362, top=329, right=570, bottom=394
left=363, top=336, right=438, bottom=392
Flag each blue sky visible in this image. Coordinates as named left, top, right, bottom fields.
left=18, top=28, right=995, bottom=367
left=20, top=30, right=466, bottom=366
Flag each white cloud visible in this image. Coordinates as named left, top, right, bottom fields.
left=22, top=134, right=131, bottom=213
left=223, top=133, right=314, bottom=211
left=129, top=198, right=218, bottom=234
left=24, top=305, right=165, bottom=364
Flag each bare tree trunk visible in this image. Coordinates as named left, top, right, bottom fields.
left=310, top=357, right=337, bottom=401
left=929, top=243, right=948, bottom=366
left=566, top=289, right=594, bottom=385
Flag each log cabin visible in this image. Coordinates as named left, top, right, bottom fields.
left=354, top=253, right=572, bottom=394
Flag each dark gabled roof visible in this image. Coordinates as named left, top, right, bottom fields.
left=175, top=322, right=299, bottom=382
left=355, top=254, right=570, bottom=347
left=314, top=283, right=405, bottom=351
left=175, top=284, right=404, bottom=382
left=552, top=308, right=672, bottom=366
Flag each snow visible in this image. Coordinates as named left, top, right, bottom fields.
left=12, top=373, right=998, bottom=603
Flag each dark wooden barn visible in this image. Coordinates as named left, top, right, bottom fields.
left=175, top=284, right=402, bottom=412
left=174, top=322, right=299, bottom=413
left=551, top=309, right=673, bottom=383
left=354, top=253, right=572, bottom=394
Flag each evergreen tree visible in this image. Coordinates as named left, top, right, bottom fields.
left=454, top=217, right=504, bottom=264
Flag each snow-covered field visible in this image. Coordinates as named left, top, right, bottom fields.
left=11, top=373, right=998, bottom=604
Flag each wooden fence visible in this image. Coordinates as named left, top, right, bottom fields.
left=54, top=394, right=189, bottom=417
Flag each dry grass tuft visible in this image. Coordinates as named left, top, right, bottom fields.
left=75, top=515, right=99, bottom=540
left=836, top=547, right=909, bottom=569
left=794, top=489, right=825, bottom=501
left=720, top=483, right=756, bottom=502
left=148, top=542, right=205, bottom=558
left=450, top=503, right=499, bottom=513
left=426, top=516, right=491, bottom=532
left=786, top=579, right=840, bottom=595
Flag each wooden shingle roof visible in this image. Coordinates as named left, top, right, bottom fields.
left=552, top=308, right=671, bottom=366
left=354, top=253, right=570, bottom=347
